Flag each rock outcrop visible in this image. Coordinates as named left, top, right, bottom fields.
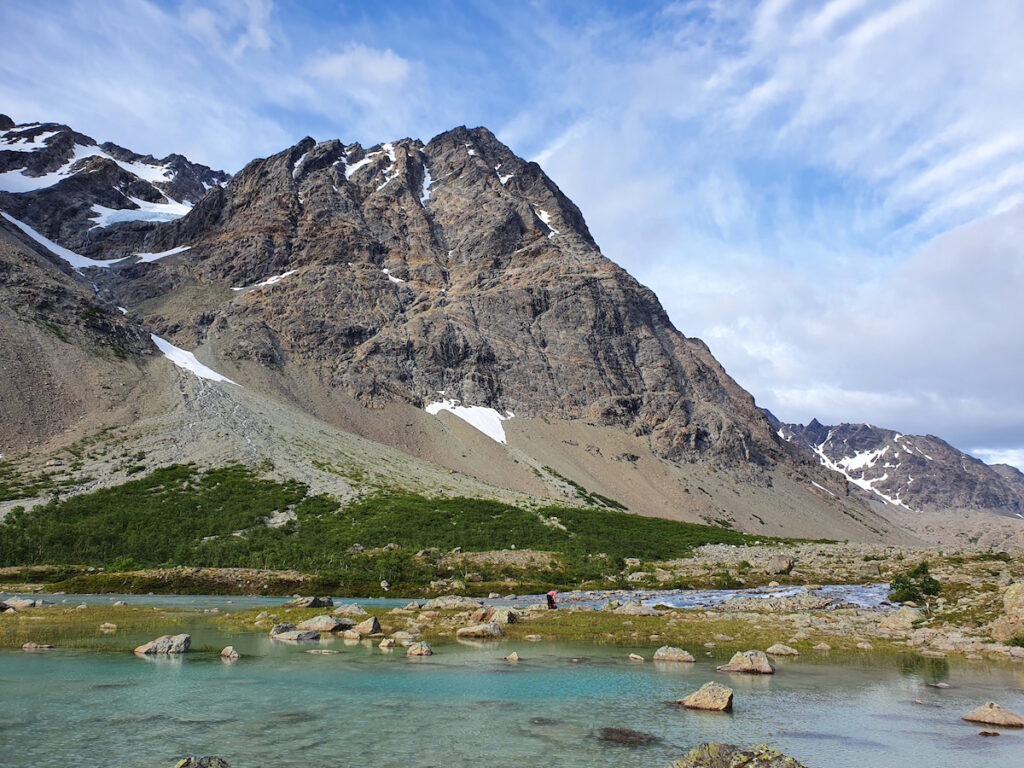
left=654, top=645, right=696, bottom=662
left=671, top=743, right=807, bottom=768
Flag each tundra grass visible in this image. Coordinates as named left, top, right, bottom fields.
left=0, top=463, right=798, bottom=594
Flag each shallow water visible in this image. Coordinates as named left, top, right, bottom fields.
left=1, top=628, right=1022, bottom=768
left=1, top=582, right=893, bottom=612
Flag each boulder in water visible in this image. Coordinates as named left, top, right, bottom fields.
left=679, top=682, right=733, bottom=711
left=962, top=702, right=1024, bottom=727
left=174, top=758, right=231, bottom=768
left=353, top=616, right=381, bottom=635
left=654, top=646, right=695, bottom=662
left=134, top=634, right=190, bottom=655
left=456, top=622, right=503, bottom=639
left=407, top=641, right=433, bottom=656
left=717, top=650, right=774, bottom=674
left=21, top=642, right=54, bottom=652
left=220, top=646, right=239, bottom=661
left=271, top=630, right=320, bottom=642
left=765, top=643, right=799, bottom=657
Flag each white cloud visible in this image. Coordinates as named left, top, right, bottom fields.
left=971, top=448, right=1024, bottom=472
left=305, top=44, right=411, bottom=87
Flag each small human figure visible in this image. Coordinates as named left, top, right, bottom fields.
left=546, top=589, right=558, bottom=609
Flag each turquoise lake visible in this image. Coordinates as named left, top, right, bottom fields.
left=2, top=619, right=1023, bottom=768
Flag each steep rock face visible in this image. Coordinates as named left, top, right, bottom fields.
left=120, top=127, right=782, bottom=465
left=778, top=419, right=1024, bottom=517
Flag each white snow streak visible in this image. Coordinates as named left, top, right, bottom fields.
left=536, top=208, right=559, bottom=238
left=425, top=399, right=513, bottom=444
left=1, top=129, right=59, bottom=152
left=813, top=431, right=912, bottom=510
left=231, top=270, right=298, bottom=291
left=381, top=268, right=404, bottom=284
left=133, top=245, right=191, bottom=263
left=150, top=334, right=237, bottom=384
left=420, top=163, right=433, bottom=205
left=0, top=211, right=119, bottom=271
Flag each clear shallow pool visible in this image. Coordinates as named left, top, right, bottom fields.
left=1, top=634, right=1022, bottom=768
left=0, top=582, right=893, bottom=612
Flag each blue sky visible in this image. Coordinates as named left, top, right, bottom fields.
left=3, top=0, right=1024, bottom=467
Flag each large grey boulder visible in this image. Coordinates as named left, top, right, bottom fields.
left=269, top=622, right=296, bottom=636
left=271, top=630, right=320, bottom=642
left=456, top=622, right=504, bottom=639
left=671, top=743, right=807, bottom=767
left=353, top=616, right=382, bottom=635
left=297, top=615, right=349, bottom=632
left=765, top=555, right=794, bottom=575
left=654, top=645, right=695, bottom=662
left=422, top=595, right=482, bottom=611
left=717, top=650, right=775, bottom=675
left=134, top=634, right=191, bottom=655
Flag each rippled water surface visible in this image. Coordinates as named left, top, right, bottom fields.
left=1, top=625, right=1022, bottom=768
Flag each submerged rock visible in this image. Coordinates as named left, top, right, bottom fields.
left=174, top=758, right=231, bottom=768
left=134, top=634, right=190, bottom=655
left=716, top=650, right=775, bottom=675
left=628, top=653, right=645, bottom=663
left=220, top=646, right=239, bottom=661
left=671, top=743, right=806, bottom=767
left=679, top=682, right=734, bottom=712
left=597, top=726, right=660, bottom=746
left=505, top=651, right=520, bottom=662
left=962, top=702, right=1024, bottom=728
left=654, top=646, right=695, bottom=662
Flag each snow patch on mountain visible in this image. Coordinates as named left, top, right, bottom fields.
left=425, top=399, right=513, bottom=444
left=150, top=334, right=237, bottom=384
left=0, top=211, right=120, bottom=271
left=90, top=196, right=192, bottom=227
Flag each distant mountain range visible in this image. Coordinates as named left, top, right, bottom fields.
left=1, top=113, right=1020, bottom=547
left=768, top=415, right=1024, bottom=519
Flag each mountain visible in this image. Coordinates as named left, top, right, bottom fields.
left=0, top=115, right=960, bottom=545
left=0, top=115, right=228, bottom=253
left=774, top=416, right=1024, bottom=520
